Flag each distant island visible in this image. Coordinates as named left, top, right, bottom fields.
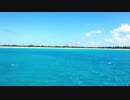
left=0, top=45, right=130, bottom=49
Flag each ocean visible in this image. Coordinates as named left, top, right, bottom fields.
left=0, top=47, right=130, bottom=86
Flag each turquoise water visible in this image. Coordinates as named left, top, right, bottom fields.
left=0, top=48, right=130, bottom=86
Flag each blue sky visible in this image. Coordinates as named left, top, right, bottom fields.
left=0, top=12, right=130, bottom=46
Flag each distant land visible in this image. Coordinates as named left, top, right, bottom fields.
left=0, top=45, right=130, bottom=49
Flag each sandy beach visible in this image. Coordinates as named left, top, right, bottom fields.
left=0, top=46, right=130, bottom=50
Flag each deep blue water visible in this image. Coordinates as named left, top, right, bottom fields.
left=0, top=48, right=130, bottom=86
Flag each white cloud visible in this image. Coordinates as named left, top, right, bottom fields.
left=89, top=42, right=99, bottom=46
left=104, top=39, right=113, bottom=43
left=90, top=30, right=102, bottom=33
left=112, top=32, right=120, bottom=37
left=112, top=24, right=130, bottom=33
left=122, top=34, right=130, bottom=42
left=77, top=41, right=80, bottom=44
left=112, top=24, right=130, bottom=42
left=113, top=36, right=122, bottom=42
left=105, top=24, right=130, bottom=44
left=50, top=40, right=59, bottom=43
left=85, top=33, right=91, bottom=36
left=112, top=24, right=130, bottom=40
left=125, top=34, right=130, bottom=39
left=70, top=40, right=81, bottom=45
left=85, top=30, right=102, bottom=37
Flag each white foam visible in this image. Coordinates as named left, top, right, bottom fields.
left=108, top=62, right=112, bottom=64
left=11, top=64, right=15, bottom=66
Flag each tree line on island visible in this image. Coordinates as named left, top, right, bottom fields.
left=0, top=44, right=130, bottom=49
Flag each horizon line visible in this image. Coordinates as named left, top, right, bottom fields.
left=0, top=44, right=130, bottom=48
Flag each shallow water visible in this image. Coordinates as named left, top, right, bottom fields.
left=0, top=48, right=130, bottom=86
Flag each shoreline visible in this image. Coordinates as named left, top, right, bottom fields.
left=0, top=46, right=130, bottom=50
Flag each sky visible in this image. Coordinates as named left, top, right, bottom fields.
left=0, top=12, right=130, bottom=46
